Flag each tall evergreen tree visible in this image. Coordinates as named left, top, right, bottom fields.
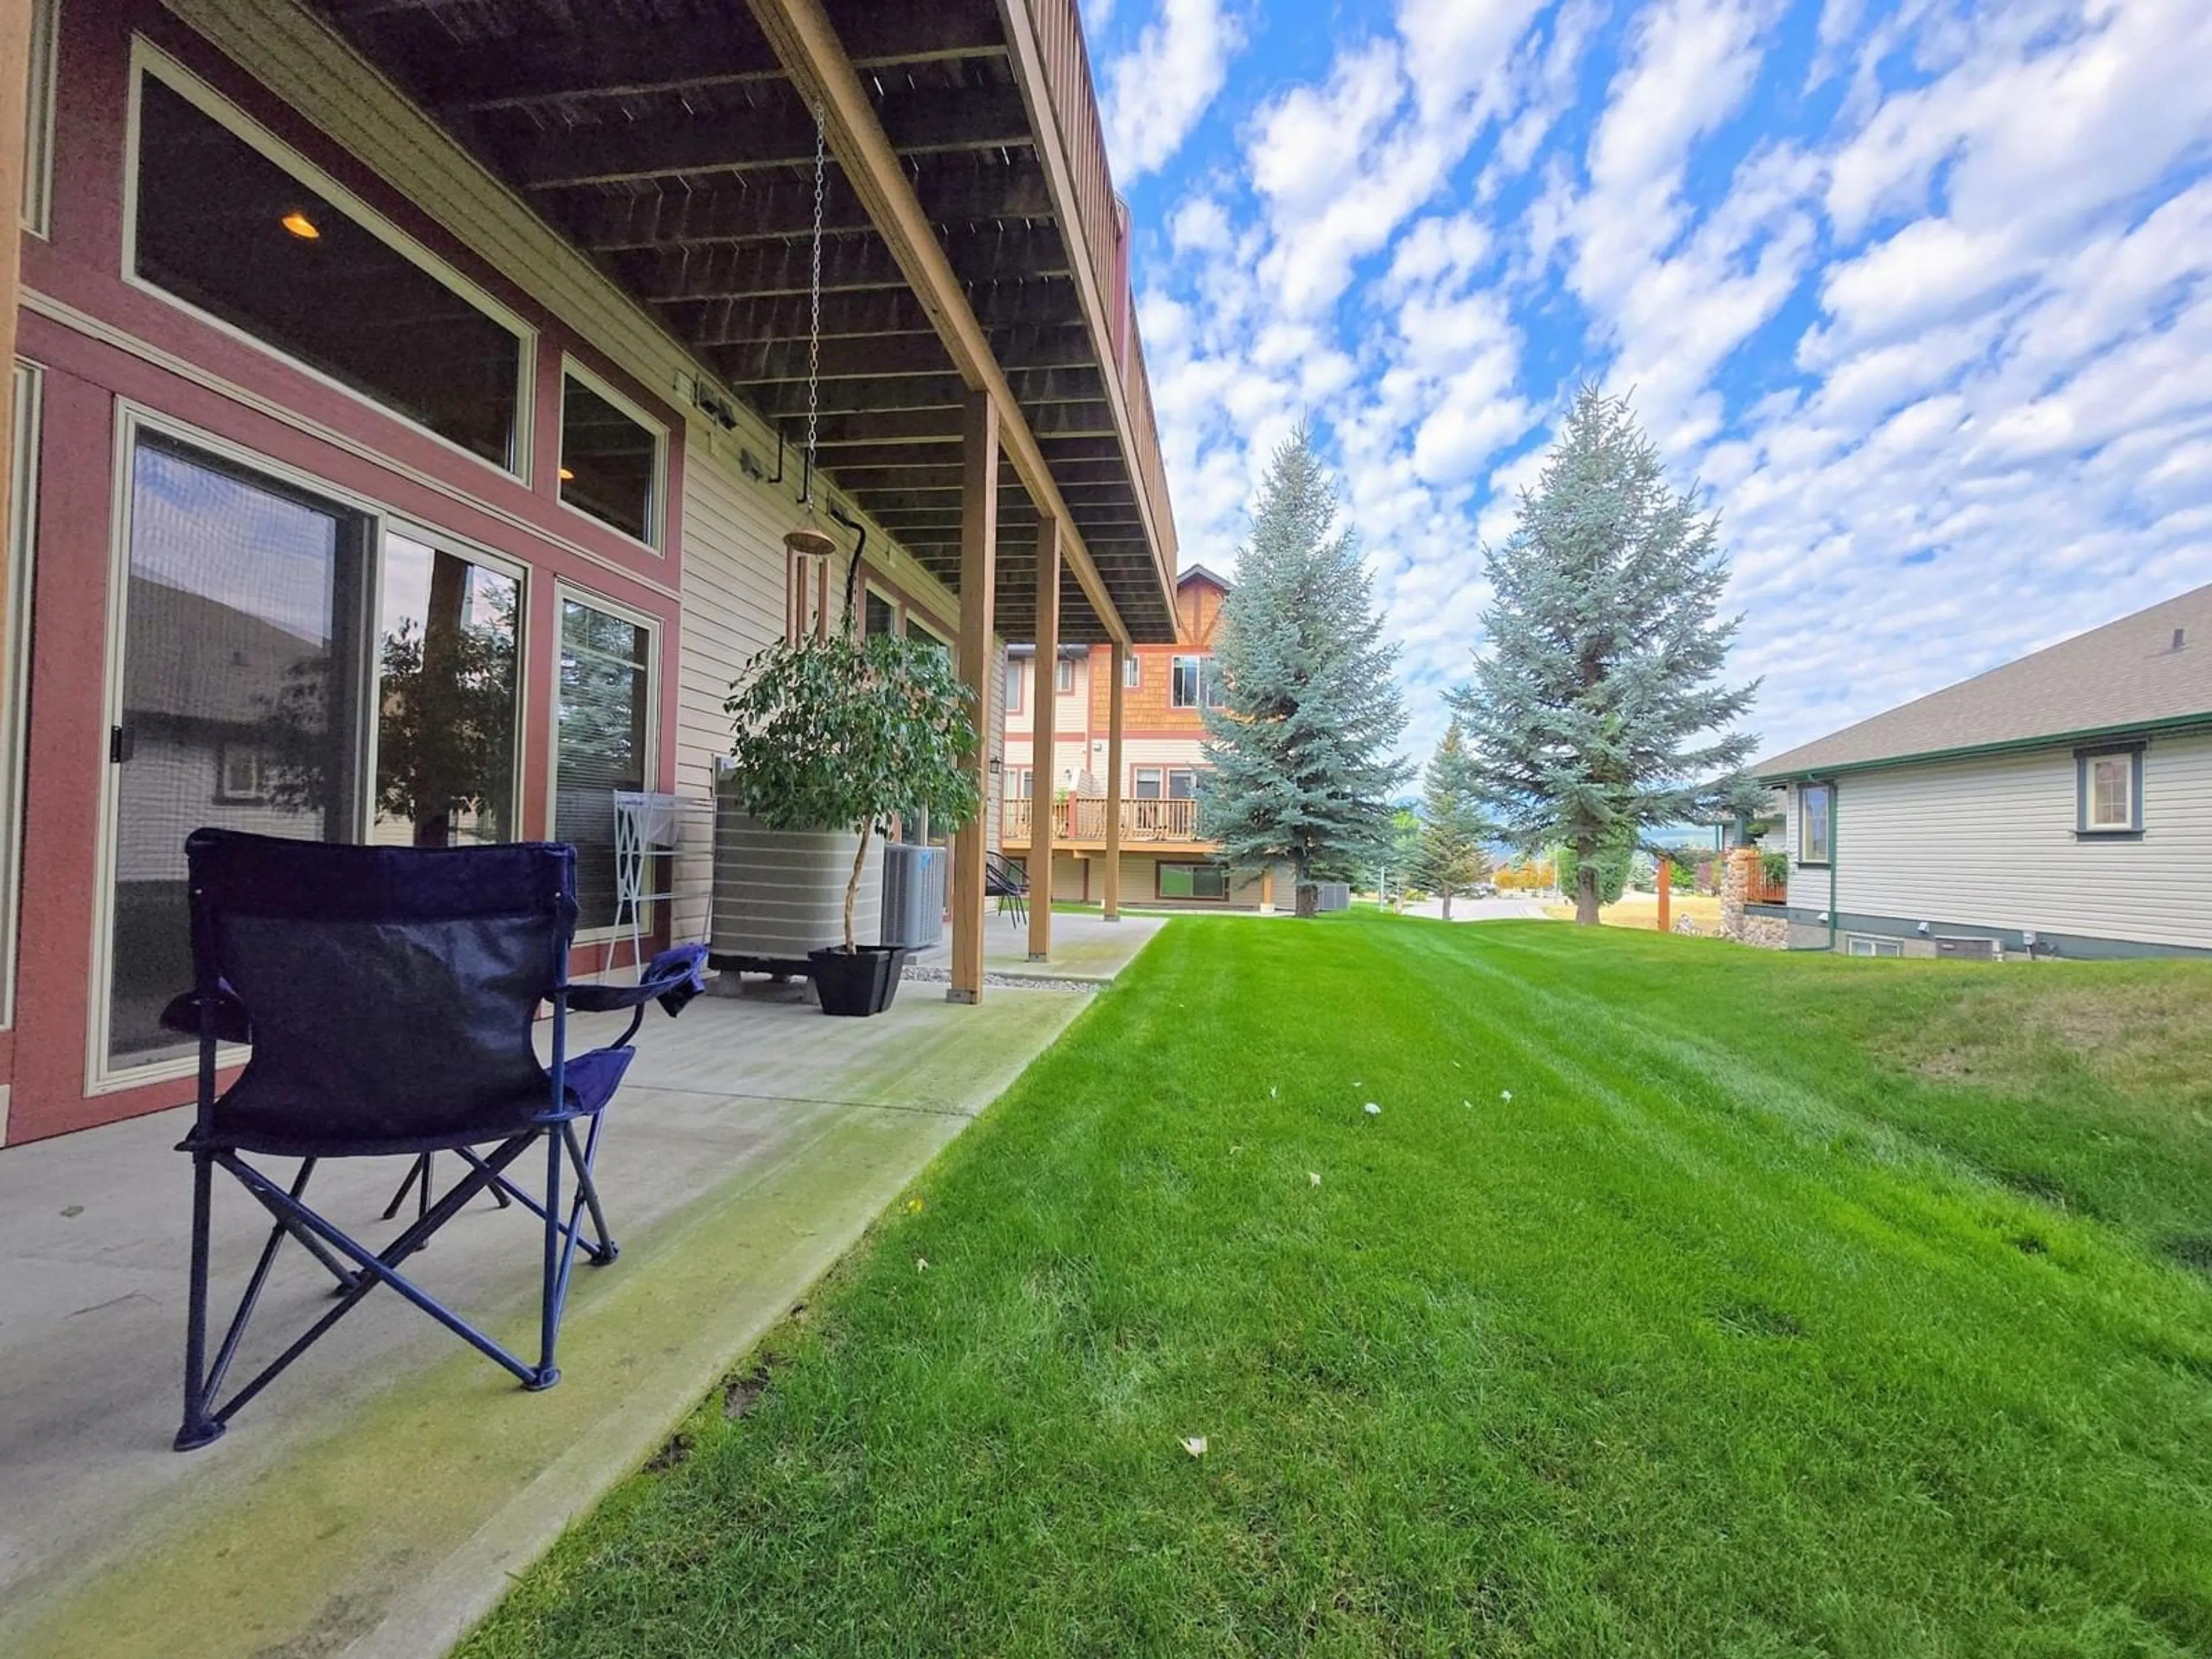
left=1451, top=386, right=1759, bottom=925
left=1410, top=721, right=1491, bottom=919
left=1200, top=425, right=1407, bottom=916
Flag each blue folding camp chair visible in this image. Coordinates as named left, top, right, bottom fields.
left=164, top=829, right=706, bottom=1452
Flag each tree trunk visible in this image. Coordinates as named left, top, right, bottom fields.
left=1575, top=858, right=1601, bottom=926
left=843, top=819, right=873, bottom=952
left=1441, top=891, right=1453, bottom=921
left=1296, top=882, right=1319, bottom=918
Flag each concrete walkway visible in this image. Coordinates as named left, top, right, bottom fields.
left=0, top=949, right=1150, bottom=1659
left=1398, top=896, right=1555, bottom=922
left=908, top=907, right=1165, bottom=982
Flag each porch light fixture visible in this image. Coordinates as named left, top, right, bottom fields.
left=558, top=466, right=575, bottom=481
left=279, top=210, right=319, bottom=240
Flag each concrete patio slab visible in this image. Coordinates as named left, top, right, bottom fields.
left=907, top=907, right=1165, bottom=982
left=0, top=969, right=1122, bottom=1659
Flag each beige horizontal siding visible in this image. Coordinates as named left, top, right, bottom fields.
left=1788, top=734, right=2212, bottom=948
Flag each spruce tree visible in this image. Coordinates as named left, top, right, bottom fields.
left=1410, top=720, right=1491, bottom=919
left=1200, top=424, right=1408, bottom=916
left=1451, top=386, right=1759, bottom=925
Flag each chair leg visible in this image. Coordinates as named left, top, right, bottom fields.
left=530, top=1126, right=562, bottom=1391
left=175, top=1151, right=224, bottom=1452
left=567, top=1118, right=618, bottom=1264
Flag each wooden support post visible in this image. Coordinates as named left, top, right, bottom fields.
left=1657, top=856, right=1672, bottom=935
left=1028, top=513, right=1059, bottom=961
left=1103, top=640, right=1124, bottom=921
left=948, top=391, right=998, bottom=1003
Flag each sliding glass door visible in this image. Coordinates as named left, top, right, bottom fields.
left=104, top=432, right=524, bottom=1075
left=109, top=435, right=367, bottom=1068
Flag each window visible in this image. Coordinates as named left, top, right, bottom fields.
left=108, top=434, right=376, bottom=1069
left=1003, top=659, right=1024, bottom=714
left=864, top=589, right=897, bottom=637
left=1798, top=783, right=1832, bottom=865
left=1847, top=936, right=1902, bottom=957
left=556, top=597, right=654, bottom=931
left=22, top=0, right=59, bottom=234
left=102, top=428, right=532, bottom=1073
left=1006, top=767, right=1032, bottom=800
left=215, top=744, right=267, bottom=804
left=910, top=619, right=950, bottom=656
left=1056, top=657, right=1074, bottom=694
left=374, top=535, right=521, bottom=847
left=1172, top=654, right=1224, bottom=709
left=559, top=364, right=664, bottom=546
left=2077, top=747, right=2141, bottom=834
left=1125, top=654, right=1142, bottom=688
left=1133, top=766, right=1162, bottom=800
left=132, top=67, right=527, bottom=471
left=1157, top=862, right=1229, bottom=901
left=1166, top=768, right=1198, bottom=800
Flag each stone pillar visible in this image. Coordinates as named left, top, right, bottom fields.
left=1721, top=847, right=1754, bottom=941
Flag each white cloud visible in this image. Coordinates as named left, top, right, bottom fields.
left=1120, top=0, right=2212, bottom=772
left=1100, top=0, right=1242, bottom=183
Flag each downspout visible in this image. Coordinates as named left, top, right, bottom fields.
left=1828, top=780, right=1839, bottom=952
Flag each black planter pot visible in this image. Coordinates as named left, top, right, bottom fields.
left=808, top=945, right=908, bottom=1017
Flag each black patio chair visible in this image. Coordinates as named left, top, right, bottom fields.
left=163, top=829, right=707, bottom=1452
left=984, top=849, right=1028, bottom=927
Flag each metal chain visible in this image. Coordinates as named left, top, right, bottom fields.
left=805, top=102, right=825, bottom=499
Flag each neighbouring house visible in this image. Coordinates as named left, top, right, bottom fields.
left=1001, top=565, right=1287, bottom=908
left=1749, top=581, right=2212, bottom=959
left=0, top=0, right=1180, bottom=1143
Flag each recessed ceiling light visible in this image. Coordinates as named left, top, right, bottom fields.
left=280, top=210, right=320, bottom=240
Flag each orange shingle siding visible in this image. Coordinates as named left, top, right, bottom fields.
left=1086, top=573, right=1227, bottom=734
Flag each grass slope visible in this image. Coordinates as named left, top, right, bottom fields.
left=465, top=916, right=2212, bottom=1657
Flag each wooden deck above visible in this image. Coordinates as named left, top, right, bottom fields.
left=306, top=0, right=1181, bottom=645
left=1001, top=797, right=1213, bottom=852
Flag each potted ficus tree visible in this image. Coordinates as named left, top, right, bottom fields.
left=724, top=630, right=979, bottom=1016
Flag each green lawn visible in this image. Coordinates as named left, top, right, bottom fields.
left=465, top=915, right=2212, bottom=1657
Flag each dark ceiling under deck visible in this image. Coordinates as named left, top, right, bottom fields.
left=309, top=0, right=1171, bottom=646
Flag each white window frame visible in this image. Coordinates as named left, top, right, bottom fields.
left=122, top=40, right=537, bottom=484
left=1055, top=656, right=1074, bottom=694
left=548, top=582, right=663, bottom=945
left=1798, top=782, right=1833, bottom=866
left=556, top=356, right=669, bottom=553
left=2077, top=747, right=2140, bottom=835
left=1846, top=935, right=1902, bottom=957
left=1124, top=653, right=1141, bottom=688
left=21, top=0, right=61, bottom=237
left=1003, top=658, right=1023, bottom=714
left=1, top=362, right=43, bottom=1032
left=88, top=402, right=533, bottom=1092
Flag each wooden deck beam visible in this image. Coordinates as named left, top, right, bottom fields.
left=1104, top=640, right=1125, bottom=921
left=746, top=0, right=1130, bottom=647
left=1028, top=514, right=1060, bottom=962
left=949, top=391, right=998, bottom=1005
left=511, top=83, right=1032, bottom=190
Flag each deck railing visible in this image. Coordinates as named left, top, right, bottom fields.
left=1744, top=861, right=1789, bottom=906
left=1019, top=0, right=1180, bottom=578
left=1003, top=796, right=1203, bottom=845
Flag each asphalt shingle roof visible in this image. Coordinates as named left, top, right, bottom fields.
left=1754, top=580, right=2212, bottom=777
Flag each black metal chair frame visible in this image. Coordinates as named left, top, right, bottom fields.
left=167, top=830, right=704, bottom=1452
left=984, top=849, right=1029, bottom=927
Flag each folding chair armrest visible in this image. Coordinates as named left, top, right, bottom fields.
left=562, top=944, right=709, bottom=1018
left=160, top=985, right=251, bottom=1044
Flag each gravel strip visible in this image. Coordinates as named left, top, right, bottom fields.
left=901, top=965, right=1100, bottom=994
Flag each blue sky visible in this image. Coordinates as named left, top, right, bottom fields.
left=1080, top=0, right=2212, bottom=767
